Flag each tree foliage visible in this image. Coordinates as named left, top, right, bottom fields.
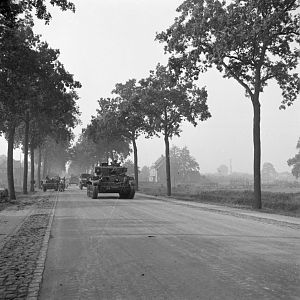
left=68, top=130, right=105, bottom=175
left=69, top=100, right=132, bottom=174
left=261, top=162, right=277, bottom=182
left=141, top=64, right=210, bottom=137
left=113, top=79, right=146, bottom=140
left=0, top=0, right=75, bottom=27
left=87, top=100, right=131, bottom=163
left=42, top=137, right=71, bottom=177
left=170, top=145, right=200, bottom=183
left=287, top=138, right=300, bottom=179
left=123, top=159, right=135, bottom=176
left=217, top=165, right=229, bottom=176
left=157, top=0, right=300, bottom=107
left=140, top=166, right=150, bottom=182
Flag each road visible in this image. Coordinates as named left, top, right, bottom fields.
left=39, top=187, right=300, bottom=300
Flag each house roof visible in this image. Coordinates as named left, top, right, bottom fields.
left=152, top=155, right=165, bottom=169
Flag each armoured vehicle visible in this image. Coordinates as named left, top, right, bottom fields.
left=69, top=175, right=79, bottom=185
left=86, top=163, right=135, bottom=199
left=79, top=173, right=90, bottom=190
left=41, top=177, right=60, bottom=192
left=0, top=185, right=8, bottom=200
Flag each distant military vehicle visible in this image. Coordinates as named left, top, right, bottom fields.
left=79, top=173, right=91, bottom=190
left=0, top=185, right=8, bottom=200
left=41, top=176, right=60, bottom=192
left=86, top=162, right=135, bottom=199
left=69, top=175, right=79, bottom=185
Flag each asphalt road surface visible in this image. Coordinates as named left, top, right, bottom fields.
left=39, top=187, right=300, bottom=300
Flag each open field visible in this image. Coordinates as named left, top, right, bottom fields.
left=139, top=182, right=300, bottom=217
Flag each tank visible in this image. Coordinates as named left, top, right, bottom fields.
left=86, top=162, right=135, bottom=199
left=79, top=173, right=91, bottom=190
left=41, top=176, right=60, bottom=192
left=0, top=187, right=8, bottom=200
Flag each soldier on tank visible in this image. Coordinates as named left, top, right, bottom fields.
left=112, top=160, right=120, bottom=167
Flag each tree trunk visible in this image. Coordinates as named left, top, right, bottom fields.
left=43, top=149, right=47, bottom=178
left=252, top=99, right=262, bottom=209
left=105, top=148, right=109, bottom=163
left=37, top=145, right=41, bottom=189
left=164, top=131, right=171, bottom=196
left=47, top=165, right=51, bottom=177
left=7, top=124, right=16, bottom=200
left=132, top=136, right=139, bottom=191
left=110, top=151, right=114, bottom=162
left=30, top=143, right=35, bottom=192
left=23, top=112, right=29, bottom=194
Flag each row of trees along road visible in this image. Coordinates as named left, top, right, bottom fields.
left=0, top=0, right=80, bottom=200
left=71, top=1, right=300, bottom=209
left=70, top=64, right=210, bottom=194
left=156, top=0, right=300, bottom=209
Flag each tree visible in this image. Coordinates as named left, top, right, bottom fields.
left=157, top=0, right=300, bottom=208
left=41, top=137, right=71, bottom=177
left=1, top=23, right=80, bottom=199
left=288, top=138, right=300, bottom=178
left=140, top=166, right=150, bottom=182
left=140, top=64, right=210, bottom=196
left=85, top=103, right=132, bottom=165
left=123, top=159, right=135, bottom=176
left=113, top=79, right=149, bottom=190
left=0, top=0, right=79, bottom=199
left=261, top=162, right=277, bottom=182
left=68, top=129, right=105, bottom=175
left=0, top=23, right=38, bottom=199
left=217, top=165, right=229, bottom=176
left=151, top=146, right=201, bottom=185
left=170, top=145, right=200, bottom=184
left=11, top=28, right=50, bottom=194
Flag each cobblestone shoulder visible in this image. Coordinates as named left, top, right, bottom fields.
left=0, top=193, right=58, bottom=300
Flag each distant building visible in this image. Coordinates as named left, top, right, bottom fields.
left=149, top=155, right=165, bottom=182
left=149, top=155, right=201, bottom=184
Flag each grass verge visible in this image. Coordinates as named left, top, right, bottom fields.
left=139, top=184, right=300, bottom=217
left=0, top=191, right=40, bottom=212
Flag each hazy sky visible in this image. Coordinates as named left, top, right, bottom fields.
left=0, top=0, right=299, bottom=174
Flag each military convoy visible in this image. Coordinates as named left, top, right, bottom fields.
left=39, top=162, right=134, bottom=199
left=86, top=162, right=135, bottom=199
